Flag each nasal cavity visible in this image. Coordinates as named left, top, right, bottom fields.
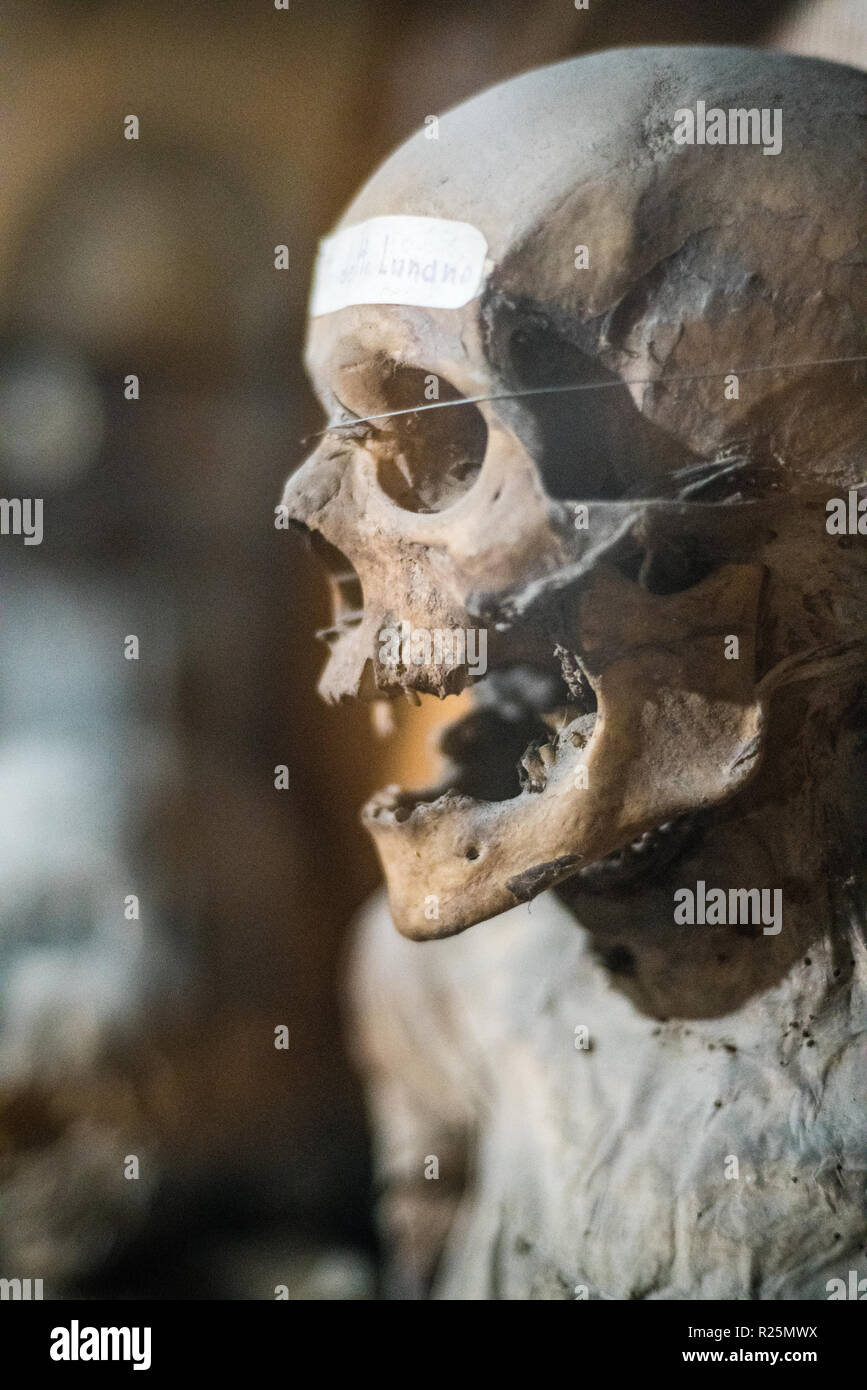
left=309, top=533, right=364, bottom=643
left=366, top=365, right=487, bottom=513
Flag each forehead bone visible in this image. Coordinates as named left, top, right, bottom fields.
left=307, top=48, right=865, bottom=477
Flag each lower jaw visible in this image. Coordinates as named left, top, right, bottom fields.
left=367, top=704, right=701, bottom=901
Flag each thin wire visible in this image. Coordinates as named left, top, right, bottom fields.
left=306, top=353, right=867, bottom=441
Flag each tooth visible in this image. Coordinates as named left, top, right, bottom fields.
left=371, top=702, right=396, bottom=738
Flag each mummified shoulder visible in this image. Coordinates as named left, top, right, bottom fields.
left=349, top=889, right=867, bottom=1300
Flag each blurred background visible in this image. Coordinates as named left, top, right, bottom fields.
left=0, top=0, right=861, bottom=1299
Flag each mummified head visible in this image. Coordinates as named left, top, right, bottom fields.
left=283, top=47, right=867, bottom=940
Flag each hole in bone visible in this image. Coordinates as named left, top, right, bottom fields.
left=346, top=359, right=487, bottom=513
left=503, top=317, right=698, bottom=500
left=600, top=944, right=636, bottom=977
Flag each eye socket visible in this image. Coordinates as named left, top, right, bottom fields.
left=347, top=362, right=488, bottom=514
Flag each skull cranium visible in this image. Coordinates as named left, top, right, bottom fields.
left=283, top=46, right=866, bottom=944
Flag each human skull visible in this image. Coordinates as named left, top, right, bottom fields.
left=283, top=47, right=866, bottom=941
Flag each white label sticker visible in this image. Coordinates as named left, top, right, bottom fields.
left=309, top=215, right=489, bottom=316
